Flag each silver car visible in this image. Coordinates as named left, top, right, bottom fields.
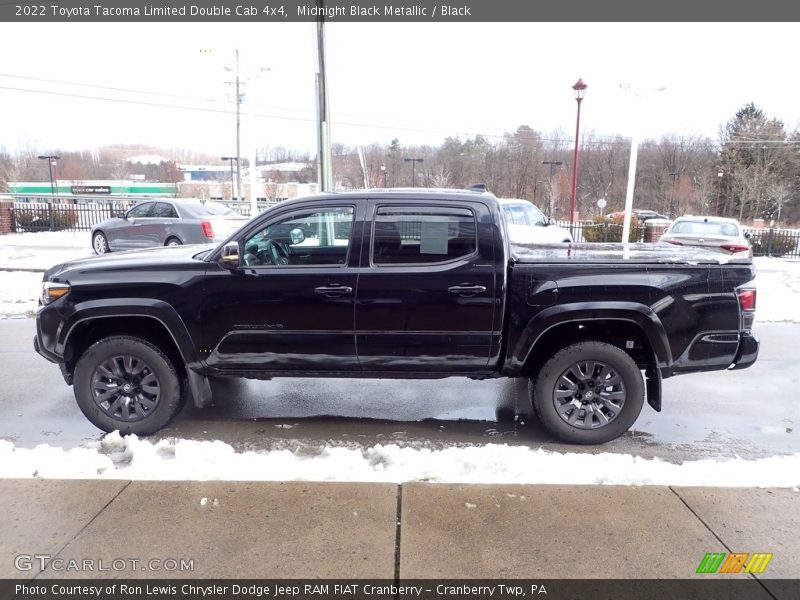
left=659, top=215, right=752, bottom=259
left=91, top=199, right=249, bottom=254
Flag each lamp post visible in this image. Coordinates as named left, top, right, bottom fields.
left=221, top=156, right=238, bottom=201
left=404, top=157, right=423, bottom=187
left=542, top=159, right=563, bottom=218
left=716, top=168, right=724, bottom=215
left=569, top=79, right=587, bottom=235
left=37, top=155, right=60, bottom=196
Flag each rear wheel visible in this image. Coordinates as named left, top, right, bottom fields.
left=165, top=237, right=182, bottom=247
left=532, top=341, right=644, bottom=444
left=92, top=231, right=109, bottom=254
left=73, top=336, right=183, bottom=435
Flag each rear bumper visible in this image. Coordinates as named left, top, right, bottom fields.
left=729, top=332, right=759, bottom=370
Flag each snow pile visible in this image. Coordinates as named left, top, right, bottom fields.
left=752, top=257, right=800, bottom=323
left=1, top=433, right=798, bottom=488
left=0, top=231, right=91, bottom=249
left=0, top=271, right=41, bottom=317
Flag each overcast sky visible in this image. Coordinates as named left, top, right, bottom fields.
left=1, top=22, right=798, bottom=159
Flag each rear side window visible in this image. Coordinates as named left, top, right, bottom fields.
left=151, top=202, right=179, bottom=218
left=372, top=206, right=477, bottom=265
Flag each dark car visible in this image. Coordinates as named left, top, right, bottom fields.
left=607, top=209, right=669, bottom=221
left=36, top=188, right=758, bottom=444
left=91, top=198, right=249, bottom=254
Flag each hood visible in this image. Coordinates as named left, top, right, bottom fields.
left=44, top=243, right=216, bottom=279
left=510, top=241, right=752, bottom=265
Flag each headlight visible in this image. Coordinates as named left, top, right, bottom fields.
left=41, top=281, right=70, bottom=305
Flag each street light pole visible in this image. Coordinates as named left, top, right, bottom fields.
left=37, top=155, right=60, bottom=197
left=716, top=168, right=724, bottom=216
left=221, top=156, right=238, bottom=201
left=569, top=79, right=587, bottom=236
left=542, top=159, right=563, bottom=218
left=404, top=157, right=423, bottom=187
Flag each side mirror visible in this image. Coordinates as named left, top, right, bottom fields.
left=744, top=231, right=752, bottom=239
left=289, top=227, right=306, bottom=245
left=219, top=241, right=241, bottom=270
left=547, top=217, right=556, bottom=226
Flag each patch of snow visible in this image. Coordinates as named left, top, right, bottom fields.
left=0, top=231, right=91, bottom=249
left=0, top=271, right=42, bottom=317
left=0, top=434, right=798, bottom=488
left=752, top=257, right=800, bottom=323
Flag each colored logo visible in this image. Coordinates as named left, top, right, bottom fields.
left=697, top=552, right=773, bottom=574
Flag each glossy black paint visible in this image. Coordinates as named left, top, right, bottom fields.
left=35, top=190, right=758, bottom=404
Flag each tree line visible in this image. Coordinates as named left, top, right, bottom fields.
left=2, top=102, right=798, bottom=225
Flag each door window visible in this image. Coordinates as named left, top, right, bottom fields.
left=243, top=207, right=354, bottom=267
left=372, top=206, right=477, bottom=265
left=151, top=202, right=179, bottom=218
left=126, top=203, right=153, bottom=218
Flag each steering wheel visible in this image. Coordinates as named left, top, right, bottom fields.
left=267, top=240, right=290, bottom=266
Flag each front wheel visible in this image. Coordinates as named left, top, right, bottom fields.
left=73, top=336, right=183, bottom=435
left=165, top=237, right=182, bottom=247
left=92, top=231, right=109, bottom=255
left=531, top=341, right=644, bottom=444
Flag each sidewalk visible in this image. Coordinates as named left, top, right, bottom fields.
left=1, top=480, right=797, bottom=591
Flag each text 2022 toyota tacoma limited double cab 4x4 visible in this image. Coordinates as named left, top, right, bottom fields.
left=34, top=188, right=759, bottom=444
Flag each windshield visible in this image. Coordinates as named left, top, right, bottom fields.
left=502, top=202, right=547, bottom=226
left=670, top=220, right=739, bottom=236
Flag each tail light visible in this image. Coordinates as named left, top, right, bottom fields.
left=720, top=243, right=750, bottom=253
left=737, top=288, right=756, bottom=311
left=737, top=287, right=756, bottom=331
left=201, top=221, right=214, bottom=239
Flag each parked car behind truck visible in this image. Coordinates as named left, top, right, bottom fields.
left=36, top=188, right=759, bottom=444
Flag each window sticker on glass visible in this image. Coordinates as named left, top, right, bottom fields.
left=420, top=220, right=449, bottom=254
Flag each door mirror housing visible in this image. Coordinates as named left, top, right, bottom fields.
left=744, top=231, right=752, bottom=239
left=219, top=241, right=241, bottom=270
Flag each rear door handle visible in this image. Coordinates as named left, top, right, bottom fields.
left=448, top=284, right=487, bottom=297
left=315, top=285, right=353, bottom=297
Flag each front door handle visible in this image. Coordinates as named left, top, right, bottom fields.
left=315, top=284, right=353, bottom=298
left=448, top=284, right=487, bottom=297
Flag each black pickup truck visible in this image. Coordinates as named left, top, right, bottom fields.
left=34, top=188, right=759, bottom=444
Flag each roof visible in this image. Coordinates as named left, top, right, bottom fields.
left=673, top=215, right=741, bottom=224
left=279, top=187, right=496, bottom=206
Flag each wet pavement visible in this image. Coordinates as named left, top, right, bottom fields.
left=1, top=318, right=797, bottom=461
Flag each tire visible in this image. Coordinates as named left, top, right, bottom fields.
left=73, top=336, right=184, bottom=435
left=531, top=341, right=644, bottom=444
left=165, top=237, right=182, bottom=247
left=92, top=231, right=109, bottom=255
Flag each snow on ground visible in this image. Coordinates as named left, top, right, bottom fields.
left=0, top=433, right=798, bottom=488
left=751, top=257, right=800, bottom=323
left=0, top=271, right=42, bottom=317
left=0, top=230, right=91, bottom=249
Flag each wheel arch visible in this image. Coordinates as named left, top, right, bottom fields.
left=510, top=302, right=672, bottom=376
left=59, top=300, right=201, bottom=378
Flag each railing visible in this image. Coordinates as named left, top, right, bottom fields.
left=8, top=200, right=800, bottom=258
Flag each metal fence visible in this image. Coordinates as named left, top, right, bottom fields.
left=11, top=200, right=136, bottom=233
left=8, top=200, right=800, bottom=258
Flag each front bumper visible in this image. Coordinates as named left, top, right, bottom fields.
left=729, top=332, right=760, bottom=370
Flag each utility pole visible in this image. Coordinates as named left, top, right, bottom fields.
left=224, top=50, right=244, bottom=201
left=542, top=160, right=563, bottom=218
left=314, top=10, right=333, bottom=192
left=404, top=157, right=423, bottom=187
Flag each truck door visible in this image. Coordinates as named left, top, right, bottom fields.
left=199, top=203, right=360, bottom=372
left=355, top=200, right=497, bottom=372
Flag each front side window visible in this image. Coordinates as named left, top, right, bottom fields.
left=127, top=203, right=153, bottom=218
left=372, top=206, right=477, bottom=265
left=242, top=207, right=354, bottom=267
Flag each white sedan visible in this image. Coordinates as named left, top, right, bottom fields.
left=498, top=198, right=573, bottom=243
